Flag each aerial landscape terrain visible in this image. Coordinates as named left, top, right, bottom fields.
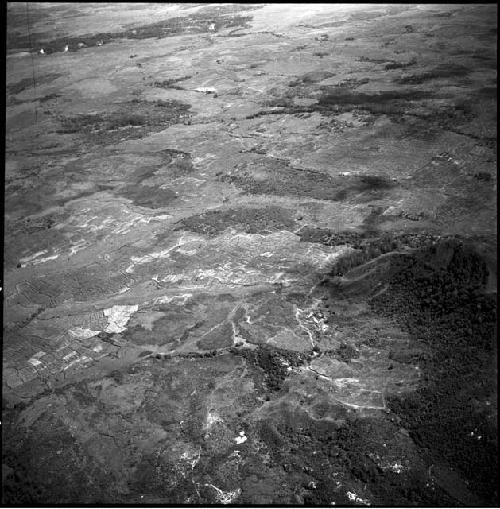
left=3, top=2, right=497, bottom=505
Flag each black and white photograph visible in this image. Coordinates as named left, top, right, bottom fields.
left=3, top=2, right=497, bottom=506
